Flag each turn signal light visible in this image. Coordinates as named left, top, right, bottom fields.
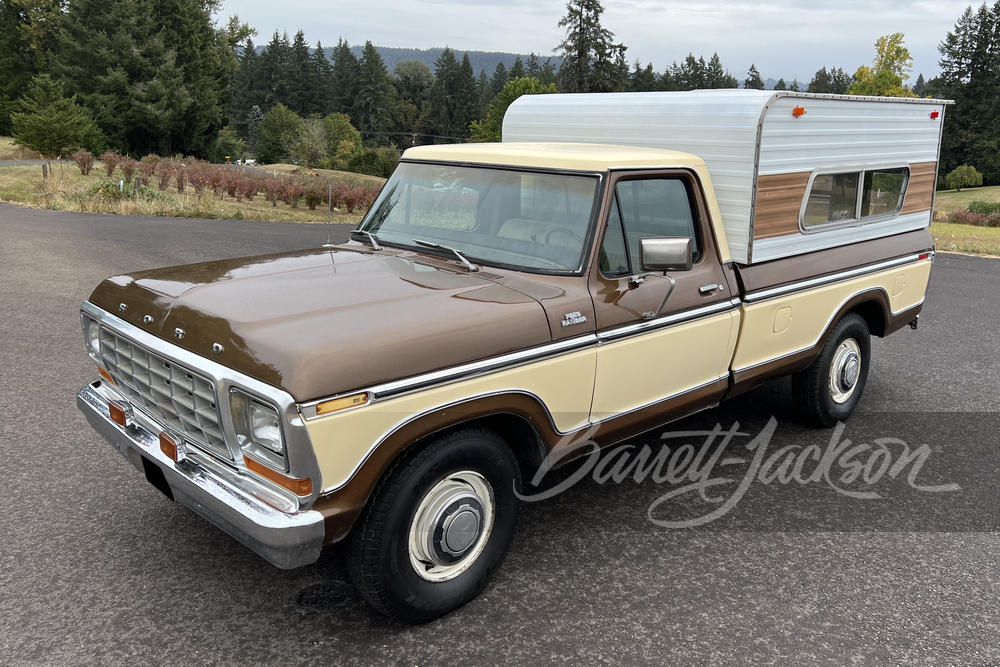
left=108, top=401, right=127, bottom=427
left=159, top=432, right=179, bottom=460
left=97, top=366, right=116, bottom=386
left=315, top=392, right=369, bottom=416
left=792, top=106, right=806, bottom=118
left=244, top=455, right=313, bottom=496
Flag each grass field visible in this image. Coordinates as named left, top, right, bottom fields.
left=930, top=221, right=1000, bottom=256
left=933, top=185, right=1000, bottom=215
left=0, top=161, right=383, bottom=224
left=0, top=136, right=43, bottom=160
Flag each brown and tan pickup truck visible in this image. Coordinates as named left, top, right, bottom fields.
left=78, top=92, right=943, bottom=622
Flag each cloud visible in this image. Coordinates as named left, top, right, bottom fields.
left=227, top=0, right=968, bottom=81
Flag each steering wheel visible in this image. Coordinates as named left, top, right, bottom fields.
left=544, top=227, right=585, bottom=246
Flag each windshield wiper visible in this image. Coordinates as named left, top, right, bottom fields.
left=413, top=239, right=479, bottom=272
left=351, top=229, right=382, bottom=250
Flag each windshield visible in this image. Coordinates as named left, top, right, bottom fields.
left=357, top=162, right=600, bottom=272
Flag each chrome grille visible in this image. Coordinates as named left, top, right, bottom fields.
left=99, top=327, right=229, bottom=459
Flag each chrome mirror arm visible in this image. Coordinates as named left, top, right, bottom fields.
left=641, top=275, right=676, bottom=320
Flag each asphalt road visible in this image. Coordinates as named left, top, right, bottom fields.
left=2, top=203, right=999, bottom=666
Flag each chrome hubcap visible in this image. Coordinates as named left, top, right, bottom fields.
left=829, top=338, right=862, bottom=404
left=408, top=471, right=495, bottom=582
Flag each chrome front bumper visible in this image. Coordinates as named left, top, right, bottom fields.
left=77, top=381, right=325, bottom=569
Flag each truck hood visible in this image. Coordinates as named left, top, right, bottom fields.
left=88, top=246, right=553, bottom=401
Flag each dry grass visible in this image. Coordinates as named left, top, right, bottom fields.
left=933, top=185, right=1000, bottom=215
left=930, top=221, right=1000, bottom=257
left=0, top=136, right=43, bottom=161
left=0, top=163, right=375, bottom=224
left=264, top=163, right=385, bottom=186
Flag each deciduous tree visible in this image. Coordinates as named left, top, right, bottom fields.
left=848, top=32, right=917, bottom=97
left=470, top=77, right=557, bottom=142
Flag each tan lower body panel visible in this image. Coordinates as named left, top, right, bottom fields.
left=305, top=347, right=598, bottom=492
left=731, top=259, right=932, bottom=372
left=590, top=310, right=739, bottom=422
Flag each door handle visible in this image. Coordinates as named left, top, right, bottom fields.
left=699, top=283, right=724, bottom=295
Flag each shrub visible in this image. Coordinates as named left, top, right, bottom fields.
left=120, top=157, right=138, bottom=183
left=967, top=200, right=1000, bottom=216
left=208, top=168, right=227, bottom=197
left=944, top=165, right=983, bottom=191
left=188, top=165, right=210, bottom=195
left=263, top=177, right=283, bottom=206
left=238, top=173, right=264, bottom=201
left=99, top=150, right=120, bottom=176
left=175, top=166, right=188, bottom=193
left=945, top=208, right=1000, bottom=228
left=138, top=155, right=159, bottom=185
left=343, top=186, right=362, bottom=213
left=303, top=178, right=328, bottom=210
left=157, top=164, right=177, bottom=190
left=283, top=179, right=304, bottom=208
left=347, top=146, right=399, bottom=179
left=72, top=149, right=95, bottom=175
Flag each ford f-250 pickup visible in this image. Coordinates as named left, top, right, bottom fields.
left=77, top=91, right=943, bottom=621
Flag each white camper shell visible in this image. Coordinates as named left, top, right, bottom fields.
left=502, top=90, right=950, bottom=264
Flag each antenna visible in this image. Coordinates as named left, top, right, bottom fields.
left=323, top=182, right=334, bottom=248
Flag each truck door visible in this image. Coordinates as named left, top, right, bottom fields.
left=587, top=170, right=741, bottom=443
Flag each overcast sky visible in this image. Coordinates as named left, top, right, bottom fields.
left=224, top=0, right=973, bottom=83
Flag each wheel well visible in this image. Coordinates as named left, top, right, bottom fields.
left=849, top=299, right=887, bottom=338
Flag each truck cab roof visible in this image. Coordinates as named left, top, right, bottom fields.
left=400, top=142, right=706, bottom=173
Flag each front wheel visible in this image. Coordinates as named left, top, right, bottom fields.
left=792, top=312, right=871, bottom=428
left=348, top=428, right=521, bottom=623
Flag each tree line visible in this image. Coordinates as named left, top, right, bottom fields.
left=1, top=0, right=997, bottom=187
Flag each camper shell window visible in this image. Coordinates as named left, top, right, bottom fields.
left=800, top=165, right=910, bottom=232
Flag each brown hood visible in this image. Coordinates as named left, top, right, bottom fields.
left=89, top=246, right=553, bottom=401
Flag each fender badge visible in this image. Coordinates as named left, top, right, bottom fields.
left=561, top=311, right=588, bottom=327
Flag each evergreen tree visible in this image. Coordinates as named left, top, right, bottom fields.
left=477, top=68, right=492, bottom=107
left=555, top=0, right=627, bottom=92
left=678, top=54, right=707, bottom=90
left=773, top=78, right=788, bottom=91
left=789, top=79, right=801, bottom=92
left=353, top=41, right=394, bottom=137
left=492, top=61, right=509, bottom=96
left=830, top=67, right=853, bottom=94
left=933, top=4, right=1000, bottom=184
left=287, top=30, right=315, bottom=115
left=331, top=38, right=362, bottom=115
left=808, top=66, right=832, bottom=93
left=912, top=73, right=927, bottom=96
left=311, top=42, right=334, bottom=114
left=0, top=0, right=62, bottom=134
left=259, top=31, right=293, bottom=110
left=428, top=48, right=479, bottom=138
left=744, top=64, right=765, bottom=90
left=11, top=75, right=92, bottom=168
left=629, top=62, right=658, bottom=91
left=229, top=37, right=263, bottom=137
left=245, top=104, right=264, bottom=152
left=55, top=0, right=230, bottom=155
left=705, top=53, right=727, bottom=88
left=509, top=56, right=526, bottom=80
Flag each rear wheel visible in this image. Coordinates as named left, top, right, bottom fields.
left=792, top=312, right=871, bottom=428
left=348, top=428, right=521, bottom=623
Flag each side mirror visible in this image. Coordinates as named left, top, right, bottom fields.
left=640, top=237, right=693, bottom=272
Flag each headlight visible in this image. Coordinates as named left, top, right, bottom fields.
left=80, top=313, right=101, bottom=362
left=230, top=389, right=286, bottom=470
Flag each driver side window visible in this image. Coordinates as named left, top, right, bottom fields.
left=600, top=178, right=701, bottom=277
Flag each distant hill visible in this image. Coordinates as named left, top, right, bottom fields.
left=338, top=45, right=560, bottom=77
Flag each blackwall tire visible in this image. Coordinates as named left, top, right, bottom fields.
left=348, top=428, right=521, bottom=623
left=792, top=312, right=871, bottom=428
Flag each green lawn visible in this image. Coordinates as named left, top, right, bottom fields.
left=930, top=221, right=1000, bottom=256
left=933, top=185, right=1000, bottom=215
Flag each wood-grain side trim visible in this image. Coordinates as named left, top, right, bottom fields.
left=900, top=161, right=937, bottom=215
left=753, top=172, right=811, bottom=240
